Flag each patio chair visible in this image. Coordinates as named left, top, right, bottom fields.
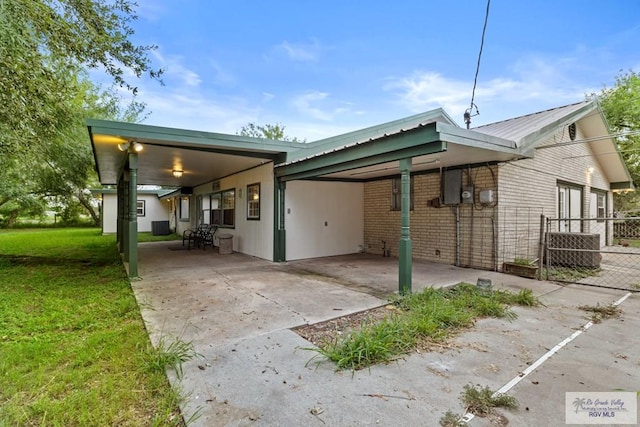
left=182, top=224, right=208, bottom=250
left=199, top=225, right=218, bottom=251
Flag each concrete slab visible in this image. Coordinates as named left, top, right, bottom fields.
left=133, top=242, right=639, bottom=426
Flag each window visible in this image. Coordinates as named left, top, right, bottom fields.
left=201, top=194, right=211, bottom=224
left=211, top=189, right=235, bottom=227
left=246, top=183, right=260, bottom=220
left=595, top=192, right=606, bottom=222
left=136, top=200, right=145, bottom=217
left=179, top=197, right=190, bottom=222
left=391, top=177, right=414, bottom=211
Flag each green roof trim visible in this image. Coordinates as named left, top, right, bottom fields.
left=284, top=108, right=457, bottom=165
left=276, top=123, right=446, bottom=181
left=87, top=119, right=305, bottom=153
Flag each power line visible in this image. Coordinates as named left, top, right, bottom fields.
left=465, top=0, right=491, bottom=129
left=536, top=129, right=640, bottom=150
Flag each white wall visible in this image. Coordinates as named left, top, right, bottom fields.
left=285, top=181, right=364, bottom=260
left=137, top=195, right=171, bottom=232
left=193, top=163, right=274, bottom=260
left=101, top=193, right=170, bottom=233
left=102, top=194, right=118, bottom=233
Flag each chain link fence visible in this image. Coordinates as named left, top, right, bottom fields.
left=543, top=217, right=640, bottom=292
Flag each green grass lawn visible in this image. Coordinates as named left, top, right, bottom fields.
left=0, top=228, right=184, bottom=426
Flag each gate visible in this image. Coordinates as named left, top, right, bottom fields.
left=543, top=216, right=640, bottom=292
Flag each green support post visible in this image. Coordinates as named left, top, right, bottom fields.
left=273, top=178, right=286, bottom=262
left=398, top=158, right=412, bottom=295
left=127, top=153, right=138, bottom=278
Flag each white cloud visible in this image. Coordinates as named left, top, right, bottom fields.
left=262, top=92, right=275, bottom=103
left=133, top=84, right=259, bottom=134
left=207, top=60, right=235, bottom=85
left=135, top=0, right=166, bottom=21
left=291, top=90, right=354, bottom=121
left=384, top=56, right=594, bottom=125
left=152, top=51, right=202, bottom=88
left=277, top=40, right=320, bottom=62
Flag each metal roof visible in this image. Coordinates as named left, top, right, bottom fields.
left=472, top=101, right=594, bottom=148
left=281, top=108, right=459, bottom=166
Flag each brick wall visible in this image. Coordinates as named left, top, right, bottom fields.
left=363, top=119, right=613, bottom=271
left=364, top=165, right=498, bottom=270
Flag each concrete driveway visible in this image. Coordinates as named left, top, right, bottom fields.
left=133, top=242, right=639, bottom=426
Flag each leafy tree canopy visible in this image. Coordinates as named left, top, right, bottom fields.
left=0, top=0, right=156, bottom=226
left=0, top=0, right=160, bottom=155
left=594, top=70, right=640, bottom=212
left=238, top=123, right=306, bottom=143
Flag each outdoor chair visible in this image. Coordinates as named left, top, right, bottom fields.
left=199, top=225, right=218, bottom=251
left=182, top=224, right=209, bottom=249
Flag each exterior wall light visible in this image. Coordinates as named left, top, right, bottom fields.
left=118, top=141, right=143, bottom=152
left=172, top=169, right=183, bottom=178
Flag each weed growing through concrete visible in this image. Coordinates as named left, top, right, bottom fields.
left=460, top=383, right=518, bottom=416
left=578, top=303, right=622, bottom=323
left=439, top=384, right=519, bottom=425
left=439, top=410, right=466, bottom=426
left=142, top=334, right=202, bottom=379
left=306, top=283, right=539, bottom=370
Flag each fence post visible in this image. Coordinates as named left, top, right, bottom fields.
left=537, top=214, right=545, bottom=280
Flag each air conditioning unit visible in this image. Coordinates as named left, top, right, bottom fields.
left=546, top=232, right=601, bottom=268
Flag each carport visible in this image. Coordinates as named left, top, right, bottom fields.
left=87, top=110, right=525, bottom=292
left=88, top=119, right=303, bottom=277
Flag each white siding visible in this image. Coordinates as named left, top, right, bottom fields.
left=285, top=181, right=364, bottom=260
left=193, top=163, right=274, bottom=260
left=101, top=193, right=170, bottom=234
left=102, top=194, right=118, bottom=233
left=497, top=121, right=613, bottom=261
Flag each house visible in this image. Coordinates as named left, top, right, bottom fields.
left=87, top=100, right=633, bottom=290
left=91, top=188, right=174, bottom=234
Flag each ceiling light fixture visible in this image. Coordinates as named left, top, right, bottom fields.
left=172, top=169, right=183, bottom=178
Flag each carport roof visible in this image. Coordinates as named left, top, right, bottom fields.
left=88, top=119, right=305, bottom=187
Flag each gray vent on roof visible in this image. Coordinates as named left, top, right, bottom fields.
left=569, top=122, right=577, bottom=141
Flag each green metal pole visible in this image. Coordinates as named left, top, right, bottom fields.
left=127, top=152, right=138, bottom=278
left=398, top=158, right=412, bottom=295
left=273, top=178, right=286, bottom=262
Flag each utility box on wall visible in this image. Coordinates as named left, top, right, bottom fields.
left=443, top=169, right=462, bottom=205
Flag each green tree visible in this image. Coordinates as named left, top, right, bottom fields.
left=238, top=123, right=306, bottom=142
left=595, top=70, right=640, bottom=213
left=0, top=0, right=156, bottom=226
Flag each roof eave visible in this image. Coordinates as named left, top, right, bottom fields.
left=516, top=101, right=598, bottom=149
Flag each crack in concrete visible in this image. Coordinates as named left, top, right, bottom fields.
left=255, top=291, right=308, bottom=324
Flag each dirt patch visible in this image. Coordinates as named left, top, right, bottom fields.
left=294, top=305, right=394, bottom=346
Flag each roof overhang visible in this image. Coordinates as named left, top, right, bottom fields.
left=88, top=119, right=303, bottom=187
left=579, top=109, right=635, bottom=190
left=275, top=121, right=523, bottom=182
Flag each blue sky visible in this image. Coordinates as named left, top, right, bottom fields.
left=103, top=0, right=640, bottom=141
